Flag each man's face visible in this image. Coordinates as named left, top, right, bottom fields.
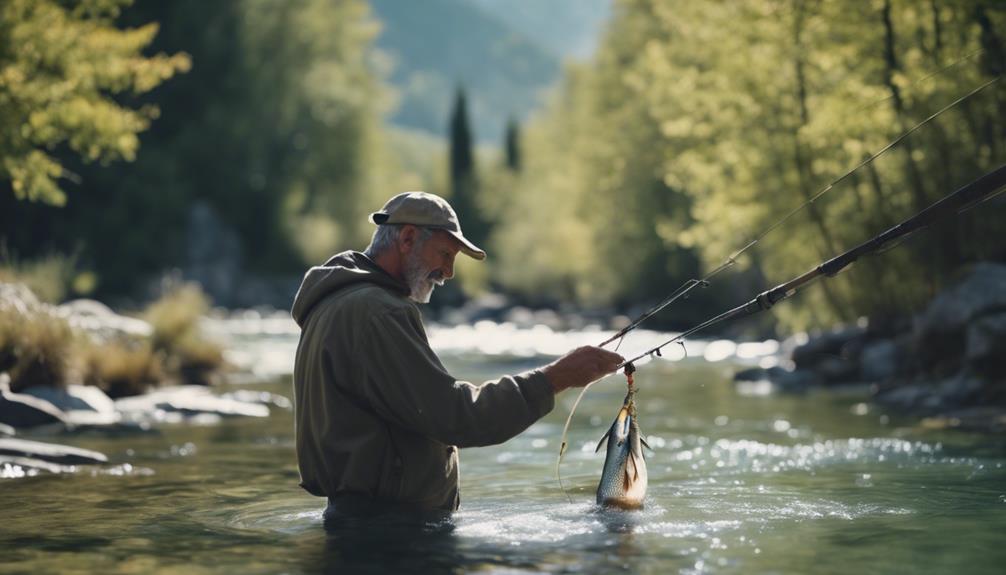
left=403, top=229, right=460, bottom=303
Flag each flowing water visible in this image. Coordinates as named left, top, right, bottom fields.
left=2, top=322, right=1005, bottom=574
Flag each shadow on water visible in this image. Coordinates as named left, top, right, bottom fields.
left=310, top=505, right=461, bottom=574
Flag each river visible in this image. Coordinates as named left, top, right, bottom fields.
left=1, top=320, right=1004, bottom=574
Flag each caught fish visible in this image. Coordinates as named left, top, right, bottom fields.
left=595, top=384, right=649, bottom=509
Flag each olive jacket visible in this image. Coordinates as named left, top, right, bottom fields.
left=291, top=251, right=555, bottom=511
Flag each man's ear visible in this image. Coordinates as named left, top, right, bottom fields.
left=398, top=224, right=418, bottom=254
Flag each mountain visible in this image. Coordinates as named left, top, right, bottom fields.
left=368, top=0, right=607, bottom=143
left=468, top=0, right=611, bottom=61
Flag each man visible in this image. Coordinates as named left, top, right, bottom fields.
left=291, top=191, right=623, bottom=516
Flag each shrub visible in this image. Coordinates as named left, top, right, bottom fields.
left=0, top=305, right=74, bottom=392
left=80, top=340, right=164, bottom=398
left=143, top=283, right=225, bottom=385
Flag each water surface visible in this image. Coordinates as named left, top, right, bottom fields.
left=2, top=326, right=1004, bottom=574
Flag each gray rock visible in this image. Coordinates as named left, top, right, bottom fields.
left=790, top=325, right=867, bottom=370
left=965, top=312, right=1006, bottom=377
left=816, top=356, right=859, bottom=383
left=220, top=389, right=292, bottom=410
left=54, top=299, right=152, bottom=342
left=0, top=437, right=107, bottom=464
left=20, top=384, right=116, bottom=414
left=115, top=385, right=270, bottom=421
left=914, top=263, right=1006, bottom=368
left=770, top=368, right=821, bottom=392
left=859, top=339, right=899, bottom=381
left=733, top=367, right=768, bottom=382
left=875, top=383, right=932, bottom=410
left=0, top=375, right=66, bottom=429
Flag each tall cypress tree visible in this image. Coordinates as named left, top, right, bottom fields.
left=448, top=87, right=489, bottom=246
left=504, top=117, right=521, bottom=172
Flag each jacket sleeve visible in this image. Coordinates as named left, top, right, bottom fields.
left=354, top=306, right=555, bottom=448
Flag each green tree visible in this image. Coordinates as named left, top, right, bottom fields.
left=504, top=117, right=521, bottom=172
left=448, top=87, right=489, bottom=247
left=0, top=0, right=189, bottom=206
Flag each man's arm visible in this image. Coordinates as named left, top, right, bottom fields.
left=354, top=307, right=622, bottom=448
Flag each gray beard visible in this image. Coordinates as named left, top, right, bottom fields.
left=403, top=252, right=442, bottom=303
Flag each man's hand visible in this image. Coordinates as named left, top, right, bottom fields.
left=542, top=346, right=626, bottom=394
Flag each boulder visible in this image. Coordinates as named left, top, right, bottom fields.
left=858, top=339, right=900, bottom=382
left=789, top=324, right=867, bottom=370
left=19, top=383, right=116, bottom=414
left=115, top=385, right=270, bottom=421
left=965, top=312, right=1006, bottom=377
left=914, top=263, right=1006, bottom=369
left=54, top=299, right=152, bottom=342
left=0, top=437, right=107, bottom=464
left=0, top=375, right=66, bottom=429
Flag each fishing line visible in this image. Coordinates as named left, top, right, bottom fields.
left=595, top=49, right=989, bottom=351
left=555, top=68, right=1002, bottom=501
left=616, top=162, right=1006, bottom=370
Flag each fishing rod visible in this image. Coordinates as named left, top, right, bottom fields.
left=556, top=161, right=1006, bottom=502
left=617, top=162, right=1006, bottom=370
left=597, top=72, right=1000, bottom=350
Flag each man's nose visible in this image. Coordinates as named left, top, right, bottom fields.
left=442, top=257, right=455, bottom=280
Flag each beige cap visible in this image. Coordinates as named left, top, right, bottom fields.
left=369, top=191, right=487, bottom=260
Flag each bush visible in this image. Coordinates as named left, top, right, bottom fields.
left=143, top=283, right=224, bottom=385
left=81, top=340, right=163, bottom=399
left=0, top=305, right=74, bottom=393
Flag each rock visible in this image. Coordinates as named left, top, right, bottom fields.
left=733, top=367, right=768, bottom=382
left=19, top=384, right=116, bottom=414
left=816, top=357, right=859, bottom=384
left=220, top=389, right=292, bottom=410
left=1, top=456, right=74, bottom=477
left=914, top=263, right=1006, bottom=369
left=859, top=339, right=899, bottom=381
left=115, top=385, right=270, bottom=421
left=965, top=312, right=1006, bottom=377
left=875, top=383, right=932, bottom=410
left=0, top=437, right=107, bottom=464
left=0, top=375, right=66, bottom=429
left=54, top=299, right=153, bottom=342
left=789, top=324, right=867, bottom=370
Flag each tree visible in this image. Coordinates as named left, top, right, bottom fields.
left=504, top=117, right=521, bottom=171
left=448, top=86, right=489, bottom=247
left=0, top=0, right=189, bottom=206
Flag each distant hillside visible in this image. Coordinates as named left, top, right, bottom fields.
left=469, top=0, right=611, bottom=61
left=369, top=0, right=560, bottom=143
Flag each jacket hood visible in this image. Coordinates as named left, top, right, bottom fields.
left=291, top=251, right=409, bottom=327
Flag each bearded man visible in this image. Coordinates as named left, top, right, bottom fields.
left=291, top=191, right=623, bottom=517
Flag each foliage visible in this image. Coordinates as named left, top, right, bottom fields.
left=0, top=0, right=401, bottom=297
left=0, top=0, right=190, bottom=206
left=494, top=0, right=1006, bottom=332
left=0, top=304, right=74, bottom=393
left=143, top=282, right=223, bottom=384
left=81, top=339, right=162, bottom=398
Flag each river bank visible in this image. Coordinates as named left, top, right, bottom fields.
left=736, top=263, right=1006, bottom=433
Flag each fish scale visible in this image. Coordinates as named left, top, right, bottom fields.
left=595, top=369, right=648, bottom=509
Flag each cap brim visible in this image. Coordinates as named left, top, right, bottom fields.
left=447, top=230, right=487, bottom=261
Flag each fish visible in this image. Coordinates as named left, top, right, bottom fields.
left=595, top=389, right=649, bottom=509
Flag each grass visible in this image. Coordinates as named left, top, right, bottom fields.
left=0, top=279, right=226, bottom=397
left=0, top=304, right=74, bottom=393
left=81, top=340, right=163, bottom=398
left=143, top=282, right=225, bottom=386
left=0, top=250, right=93, bottom=304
